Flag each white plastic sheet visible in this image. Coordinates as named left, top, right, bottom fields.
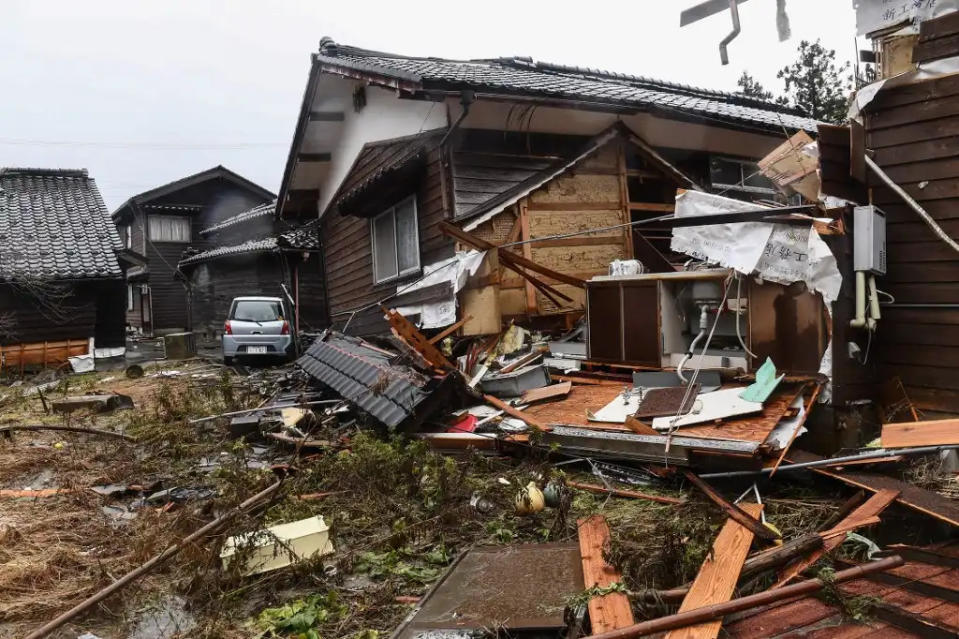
left=394, top=250, right=486, bottom=329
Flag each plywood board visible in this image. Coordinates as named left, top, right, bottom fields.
left=577, top=515, right=634, bottom=634
left=521, top=381, right=572, bottom=404
left=881, top=418, right=959, bottom=448
left=522, top=384, right=631, bottom=430
left=665, top=503, right=763, bottom=639
left=652, top=388, right=764, bottom=430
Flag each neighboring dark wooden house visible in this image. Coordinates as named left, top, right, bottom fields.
left=178, top=200, right=327, bottom=337
left=111, top=166, right=274, bottom=334
left=0, top=167, right=125, bottom=370
left=276, top=38, right=820, bottom=337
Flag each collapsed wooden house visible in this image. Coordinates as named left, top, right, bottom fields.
left=276, top=38, right=820, bottom=337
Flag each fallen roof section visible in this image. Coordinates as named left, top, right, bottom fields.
left=296, top=331, right=457, bottom=429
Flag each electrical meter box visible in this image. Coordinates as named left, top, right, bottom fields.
left=853, top=205, right=887, bottom=275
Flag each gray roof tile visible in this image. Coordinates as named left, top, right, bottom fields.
left=316, top=40, right=819, bottom=132
left=0, top=168, right=122, bottom=281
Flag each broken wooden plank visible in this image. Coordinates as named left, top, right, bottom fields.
left=439, top=220, right=587, bottom=289
left=521, top=381, right=572, bottom=404
left=881, top=418, right=959, bottom=448
left=568, top=481, right=683, bottom=505
left=383, top=307, right=456, bottom=371
left=427, top=315, right=473, bottom=344
left=577, top=515, right=635, bottom=634
left=482, top=394, right=551, bottom=432
left=772, top=488, right=900, bottom=589
left=683, top=471, right=780, bottom=542
left=665, top=503, right=763, bottom=639
left=787, top=449, right=959, bottom=527
left=768, top=384, right=821, bottom=478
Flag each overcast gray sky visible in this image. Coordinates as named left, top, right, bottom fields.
left=0, top=0, right=858, bottom=209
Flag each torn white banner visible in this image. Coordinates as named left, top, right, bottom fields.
left=394, top=250, right=486, bottom=329
left=671, top=191, right=841, bottom=304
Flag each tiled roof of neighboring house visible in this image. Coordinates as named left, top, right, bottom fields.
left=0, top=168, right=122, bottom=281
left=327, top=129, right=445, bottom=214
left=112, top=165, right=275, bottom=220
left=315, top=38, right=820, bottom=132
left=297, top=332, right=434, bottom=428
left=200, top=200, right=277, bottom=236
left=278, top=218, right=321, bottom=249
left=179, top=218, right=321, bottom=267
left=179, top=237, right=278, bottom=267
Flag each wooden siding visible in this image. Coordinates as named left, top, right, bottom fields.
left=865, top=72, right=959, bottom=415
left=323, top=148, right=453, bottom=336
left=0, top=280, right=123, bottom=347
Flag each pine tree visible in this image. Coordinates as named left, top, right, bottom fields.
left=776, top=39, right=852, bottom=123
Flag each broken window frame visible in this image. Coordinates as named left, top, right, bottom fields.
left=709, top=156, right=778, bottom=196
left=371, top=195, right=420, bottom=284
left=147, top=215, right=191, bottom=243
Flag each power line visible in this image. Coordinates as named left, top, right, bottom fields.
left=0, top=138, right=286, bottom=150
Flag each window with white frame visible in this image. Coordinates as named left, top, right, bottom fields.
left=148, top=215, right=191, bottom=243
left=371, top=196, right=420, bottom=284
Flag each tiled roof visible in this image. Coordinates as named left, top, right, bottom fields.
left=179, top=218, right=320, bottom=267
left=279, top=218, right=321, bottom=250
left=297, top=332, right=433, bottom=429
left=200, top=200, right=277, bottom=236
left=178, top=237, right=278, bottom=267
left=0, top=168, right=122, bottom=281
left=315, top=38, right=820, bottom=132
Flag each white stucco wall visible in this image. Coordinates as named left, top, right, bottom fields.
left=292, top=74, right=449, bottom=215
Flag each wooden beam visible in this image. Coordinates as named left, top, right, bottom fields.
left=519, top=199, right=538, bottom=314
left=629, top=202, right=675, bottom=212
left=683, top=471, right=780, bottom=542
left=577, top=515, right=635, bottom=635
left=665, top=503, right=763, bottom=639
left=771, top=488, right=900, bottom=589
left=881, top=418, right=959, bottom=448
left=427, top=315, right=473, bottom=344
left=527, top=201, right=624, bottom=211
left=308, top=110, right=345, bottom=121
left=568, top=481, right=683, bottom=505
left=482, top=394, right=551, bottom=432
left=439, top=220, right=586, bottom=289
left=297, top=152, right=332, bottom=162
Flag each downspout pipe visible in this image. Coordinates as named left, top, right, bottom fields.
left=719, top=0, right=741, bottom=65
left=439, top=89, right=475, bottom=148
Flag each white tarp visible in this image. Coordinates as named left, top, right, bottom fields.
left=394, top=250, right=486, bottom=329
left=671, top=191, right=842, bottom=304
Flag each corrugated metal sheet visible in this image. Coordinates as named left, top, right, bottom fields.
left=297, top=333, right=434, bottom=428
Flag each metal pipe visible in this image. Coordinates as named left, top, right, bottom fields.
left=719, top=0, right=742, bottom=65
left=866, top=155, right=959, bottom=255
left=584, top=556, right=904, bottom=638
left=187, top=399, right=343, bottom=424
left=438, top=89, right=475, bottom=148
left=700, top=445, right=959, bottom=479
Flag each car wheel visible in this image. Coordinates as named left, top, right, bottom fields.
left=223, top=356, right=234, bottom=365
